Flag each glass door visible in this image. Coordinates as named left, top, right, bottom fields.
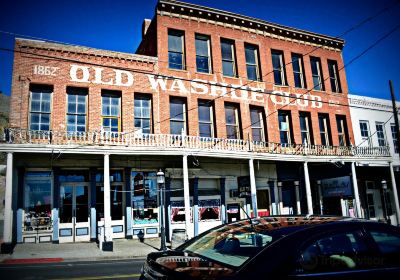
left=59, top=183, right=90, bottom=242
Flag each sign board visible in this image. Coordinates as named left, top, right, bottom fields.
left=321, top=176, right=353, bottom=198
left=237, top=176, right=251, bottom=198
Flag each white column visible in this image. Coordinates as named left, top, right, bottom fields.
left=295, top=182, right=301, bottom=215
left=3, top=152, right=13, bottom=244
left=351, top=162, right=362, bottom=218
left=389, top=162, right=400, bottom=225
left=274, top=182, right=280, bottom=215
left=278, top=183, right=283, bottom=214
left=183, top=155, right=191, bottom=238
left=303, top=162, right=313, bottom=215
left=103, top=153, right=112, bottom=242
left=317, top=181, right=323, bottom=214
left=249, top=159, right=258, bottom=217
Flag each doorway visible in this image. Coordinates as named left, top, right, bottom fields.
left=366, top=189, right=384, bottom=220
left=59, top=183, right=90, bottom=242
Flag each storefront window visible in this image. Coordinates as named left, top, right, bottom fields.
left=24, top=171, right=52, bottom=232
left=132, top=171, right=158, bottom=224
left=199, top=199, right=220, bottom=221
left=171, top=201, right=192, bottom=223
left=96, top=170, right=124, bottom=221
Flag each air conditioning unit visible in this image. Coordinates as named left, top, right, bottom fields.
left=229, top=189, right=239, bottom=198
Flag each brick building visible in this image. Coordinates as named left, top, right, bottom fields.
left=0, top=0, right=398, bottom=250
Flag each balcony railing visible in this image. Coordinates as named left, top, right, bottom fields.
left=0, top=128, right=391, bottom=158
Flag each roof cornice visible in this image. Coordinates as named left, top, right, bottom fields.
left=158, top=0, right=345, bottom=50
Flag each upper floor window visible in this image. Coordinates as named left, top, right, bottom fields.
left=271, top=50, right=286, bottom=86
left=376, top=122, right=387, bottom=147
left=278, top=110, right=292, bottom=144
left=134, top=94, right=152, bottom=134
left=292, top=53, right=306, bottom=88
left=102, top=90, right=121, bottom=133
left=195, top=34, right=212, bottom=73
left=359, top=120, right=371, bottom=146
left=299, top=112, right=313, bottom=145
left=67, top=87, right=87, bottom=133
left=319, top=114, right=331, bottom=146
left=225, top=103, right=241, bottom=139
left=198, top=100, right=215, bottom=138
left=221, top=39, right=237, bottom=77
left=245, top=44, right=261, bottom=81
left=170, top=97, right=187, bottom=135
left=328, top=60, right=342, bottom=93
left=336, top=115, right=349, bottom=146
left=250, top=107, right=265, bottom=142
left=29, top=84, right=52, bottom=131
left=310, top=57, right=325, bottom=91
left=391, top=124, right=399, bottom=153
left=168, top=29, right=185, bottom=70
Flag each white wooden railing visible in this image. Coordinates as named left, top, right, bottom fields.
left=1, top=128, right=391, bottom=158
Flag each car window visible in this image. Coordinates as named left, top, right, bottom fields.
left=294, top=231, right=373, bottom=274
left=369, top=230, right=400, bottom=267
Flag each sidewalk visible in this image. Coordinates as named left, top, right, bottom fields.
left=0, top=238, right=161, bottom=263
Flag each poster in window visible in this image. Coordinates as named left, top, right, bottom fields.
left=171, top=201, right=192, bottom=223
left=198, top=199, right=220, bottom=221
left=131, top=171, right=158, bottom=224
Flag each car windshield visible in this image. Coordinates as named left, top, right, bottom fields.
left=182, top=219, right=289, bottom=268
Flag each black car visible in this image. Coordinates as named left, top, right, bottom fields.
left=141, top=216, right=400, bottom=279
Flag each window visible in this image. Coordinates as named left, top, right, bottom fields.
left=360, top=121, right=371, bottom=146
left=134, top=94, right=152, bottom=134
left=278, top=110, right=292, bottom=144
left=271, top=50, right=286, bottom=86
left=168, top=29, right=185, bottom=70
left=328, top=60, right=342, bottom=93
left=299, top=112, right=313, bottom=145
left=245, top=44, right=261, bottom=81
left=195, top=34, right=211, bottom=73
left=295, top=231, right=371, bottom=274
left=250, top=107, right=266, bottom=142
left=102, top=91, right=121, bottom=133
left=310, top=57, right=325, bottom=91
left=336, top=115, right=349, bottom=146
left=292, top=53, right=306, bottom=88
left=221, top=39, right=237, bottom=77
left=376, top=122, right=387, bottom=147
left=368, top=230, right=400, bottom=268
left=96, top=170, right=124, bottom=221
left=198, top=100, right=215, bottom=138
left=29, top=85, right=52, bottom=131
left=131, top=171, right=158, bottom=225
left=225, top=103, right=241, bottom=139
left=319, top=114, right=331, bottom=146
left=391, top=124, right=399, bottom=153
left=23, top=171, right=52, bottom=232
left=170, top=97, right=187, bottom=135
left=66, top=87, right=87, bottom=133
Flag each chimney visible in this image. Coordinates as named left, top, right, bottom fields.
left=142, top=19, right=152, bottom=38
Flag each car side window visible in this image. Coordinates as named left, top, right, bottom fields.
left=369, top=230, right=400, bottom=267
left=294, top=231, right=372, bottom=274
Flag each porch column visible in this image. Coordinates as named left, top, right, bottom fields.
left=351, top=162, right=362, bottom=218
left=16, top=168, right=25, bottom=243
left=220, top=178, right=226, bottom=223
left=2, top=152, right=13, bottom=252
left=278, top=182, right=283, bottom=214
left=52, top=168, right=60, bottom=243
left=183, top=155, right=191, bottom=239
left=294, top=181, right=301, bottom=215
left=165, top=178, right=171, bottom=242
left=124, top=168, right=132, bottom=239
left=389, top=162, right=400, bottom=225
left=193, top=178, right=199, bottom=237
left=103, top=153, right=113, bottom=250
left=249, top=159, right=258, bottom=217
left=89, top=168, right=97, bottom=241
left=303, top=162, right=313, bottom=215
left=317, top=181, right=323, bottom=214
left=273, top=181, right=280, bottom=215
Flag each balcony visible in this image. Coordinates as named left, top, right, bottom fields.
left=0, top=128, right=391, bottom=158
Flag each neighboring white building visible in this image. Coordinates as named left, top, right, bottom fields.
left=349, top=94, right=400, bottom=224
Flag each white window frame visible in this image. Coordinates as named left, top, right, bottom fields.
left=292, top=53, right=306, bottom=89
left=221, top=39, right=237, bottom=77
left=299, top=112, right=311, bottom=145
left=245, top=44, right=261, bottom=81
left=272, top=50, right=286, bottom=86
left=319, top=115, right=330, bottom=146
left=66, top=89, right=87, bottom=134
left=170, top=98, right=187, bottom=135
left=359, top=120, right=371, bottom=147
left=225, top=104, right=241, bottom=139
left=198, top=100, right=215, bottom=138
left=195, top=34, right=212, bottom=74
left=311, top=57, right=324, bottom=91
left=250, top=107, right=265, bottom=142
left=376, top=122, right=387, bottom=147
left=328, top=60, right=341, bottom=93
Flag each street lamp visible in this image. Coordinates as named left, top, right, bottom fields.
left=381, top=180, right=390, bottom=224
left=157, top=169, right=167, bottom=251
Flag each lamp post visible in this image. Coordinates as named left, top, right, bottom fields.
left=381, top=180, right=390, bottom=224
left=157, top=169, right=167, bottom=251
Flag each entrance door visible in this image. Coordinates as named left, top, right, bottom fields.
left=59, top=184, right=90, bottom=242
left=323, top=197, right=342, bottom=216
left=366, top=189, right=384, bottom=220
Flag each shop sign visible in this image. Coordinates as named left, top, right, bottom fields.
left=237, top=176, right=251, bottom=198
left=321, top=176, right=353, bottom=197
left=69, top=65, right=134, bottom=86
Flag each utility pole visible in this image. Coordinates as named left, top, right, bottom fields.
left=390, top=80, right=400, bottom=154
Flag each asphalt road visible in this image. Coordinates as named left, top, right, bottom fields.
left=0, top=258, right=145, bottom=280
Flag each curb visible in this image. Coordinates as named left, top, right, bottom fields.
left=2, top=258, right=64, bottom=264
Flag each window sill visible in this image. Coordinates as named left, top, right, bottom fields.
left=195, top=71, right=214, bottom=76
left=167, top=68, right=188, bottom=73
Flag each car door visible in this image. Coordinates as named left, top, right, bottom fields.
left=286, top=228, right=384, bottom=279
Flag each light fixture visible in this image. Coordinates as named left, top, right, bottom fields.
left=157, top=169, right=165, bottom=184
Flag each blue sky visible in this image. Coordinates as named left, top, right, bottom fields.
left=0, top=0, right=399, bottom=100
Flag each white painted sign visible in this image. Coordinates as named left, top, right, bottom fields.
left=69, top=65, right=134, bottom=87
left=33, top=65, right=58, bottom=76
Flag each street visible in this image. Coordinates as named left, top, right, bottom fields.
left=0, top=258, right=145, bottom=280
